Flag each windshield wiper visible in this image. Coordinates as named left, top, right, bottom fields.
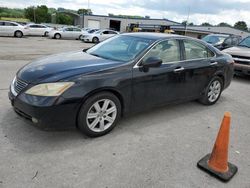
left=90, top=53, right=102, bottom=57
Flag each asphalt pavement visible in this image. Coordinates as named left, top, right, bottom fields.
left=0, top=37, right=249, bottom=188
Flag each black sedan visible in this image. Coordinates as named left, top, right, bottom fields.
left=9, top=33, right=234, bottom=137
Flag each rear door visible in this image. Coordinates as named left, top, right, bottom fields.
left=73, top=28, right=82, bottom=39
left=4, top=22, right=17, bottom=36
left=178, top=39, right=218, bottom=99
left=62, top=28, right=73, bottom=38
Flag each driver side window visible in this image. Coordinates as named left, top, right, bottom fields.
left=143, top=40, right=180, bottom=63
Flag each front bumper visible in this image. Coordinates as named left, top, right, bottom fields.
left=8, top=90, right=80, bottom=130
left=234, top=63, right=250, bottom=75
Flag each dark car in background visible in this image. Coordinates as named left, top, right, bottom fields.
left=223, top=36, right=250, bottom=75
left=9, top=33, right=234, bottom=137
left=202, top=34, right=242, bottom=50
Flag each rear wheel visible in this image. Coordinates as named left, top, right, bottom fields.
left=15, top=31, right=23, bottom=38
left=44, top=31, right=49, bottom=37
left=77, top=92, right=121, bottom=137
left=92, top=37, right=99, bottom=43
left=54, top=33, right=61, bottom=39
left=199, top=76, right=223, bottom=105
left=78, top=35, right=82, bottom=40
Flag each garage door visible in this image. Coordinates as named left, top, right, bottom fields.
left=88, top=20, right=100, bottom=29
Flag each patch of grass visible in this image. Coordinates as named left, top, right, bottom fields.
left=0, top=17, right=30, bottom=22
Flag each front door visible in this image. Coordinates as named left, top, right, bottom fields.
left=132, top=39, right=188, bottom=111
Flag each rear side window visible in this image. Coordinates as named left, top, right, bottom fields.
left=184, top=40, right=213, bottom=60
left=5, top=22, right=17, bottom=26
left=65, top=28, right=73, bottom=31
left=108, top=31, right=117, bottom=34
left=0, top=22, right=4, bottom=26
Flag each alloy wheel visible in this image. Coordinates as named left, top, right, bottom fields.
left=207, top=80, right=221, bottom=103
left=86, top=99, right=117, bottom=132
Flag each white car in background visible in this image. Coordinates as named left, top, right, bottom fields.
left=48, top=27, right=85, bottom=40
left=0, top=21, right=28, bottom=38
left=81, top=29, right=119, bottom=43
left=25, top=24, right=53, bottom=36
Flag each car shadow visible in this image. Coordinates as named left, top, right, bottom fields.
left=1, top=95, right=228, bottom=155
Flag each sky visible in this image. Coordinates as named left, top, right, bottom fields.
left=1, top=0, right=250, bottom=26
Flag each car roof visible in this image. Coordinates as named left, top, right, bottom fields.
left=121, top=32, right=186, bottom=40
left=206, top=34, right=229, bottom=37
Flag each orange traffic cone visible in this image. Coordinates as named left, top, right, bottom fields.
left=197, top=112, right=238, bottom=182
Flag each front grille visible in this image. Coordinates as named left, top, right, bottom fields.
left=232, top=55, right=250, bottom=65
left=14, top=78, right=28, bottom=94
left=232, top=55, right=250, bottom=60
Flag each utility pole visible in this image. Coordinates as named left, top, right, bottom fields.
left=184, top=7, right=190, bottom=36
left=88, top=0, right=90, bottom=10
left=33, top=6, right=36, bottom=23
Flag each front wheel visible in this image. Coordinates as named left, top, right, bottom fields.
left=92, top=37, right=99, bottom=43
left=54, top=33, right=61, bottom=39
left=199, top=76, right=223, bottom=105
left=77, top=92, right=121, bottom=137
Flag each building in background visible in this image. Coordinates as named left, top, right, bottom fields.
left=171, top=25, right=250, bottom=38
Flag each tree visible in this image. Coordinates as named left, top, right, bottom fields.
left=181, top=21, right=194, bottom=26
left=234, top=21, right=248, bottom=31
left=77, top=8, right=92, bottom=15
left=24, top=5, right=51, bottom=23
left=201, top=22, right=212, bottom=26
left=217, top=22, right=231, bottom=27
left=56, top=13, right=73, bottom=25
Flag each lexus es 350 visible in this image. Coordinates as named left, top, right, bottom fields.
left=9, top=33, right=234, bottom=137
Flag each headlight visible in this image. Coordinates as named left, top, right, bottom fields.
left=25, top=82, right=74, bottom=96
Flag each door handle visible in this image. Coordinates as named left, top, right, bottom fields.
left=174, top=67, right=185, bottom=73
left=210, top=62, right=218, bottom=66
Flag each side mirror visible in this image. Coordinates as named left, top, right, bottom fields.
left=141, top=57, right=162, bottom=69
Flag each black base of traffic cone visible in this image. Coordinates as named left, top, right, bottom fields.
left=197, top=154, right=238, bottom=182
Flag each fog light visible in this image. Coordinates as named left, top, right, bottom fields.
left=32, top=117, right=38, bottom=124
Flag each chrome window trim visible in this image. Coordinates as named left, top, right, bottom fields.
left=133, top=38, right=216, bottom=69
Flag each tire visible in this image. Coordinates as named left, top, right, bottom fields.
left=15, top=30, right=23, bottom=38
left=92, top=37, right=99, bottom=43
left=199, top=76, right=223, bottom=105
left=77, top=92, right=121, bottom=137
left=54, top=33, right=61, bottom=39
left=44, top=31, right=49, bottom=37
left=78, top=35, right=82, bottom=40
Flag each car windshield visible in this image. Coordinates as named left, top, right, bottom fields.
left=202, top=35, right=227, bottom=45
left=238, top=37, right=250, bottom=48
left=86, top=35, right=154, bottom=62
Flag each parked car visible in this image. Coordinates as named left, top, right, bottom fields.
left=25, top=23, right=53, bottom=36
left=223, top=36, right=250, bottom=75
left=9, top=33, right=234, bottom=137
left=0, top=21, right=28, bottom=38
left=202, top=34, right=241, bottom=50
left=81, top=29, right=119, bottom=43
left=48, top=27, right=84, bottom=39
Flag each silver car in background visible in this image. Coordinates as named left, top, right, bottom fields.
left=81, top=29, right=119, bottom=43
left=48, top=27, right=85, bottom=40
left=25, top=24, right=53, bottom=36
left=0, top=21, right=28, bottom=38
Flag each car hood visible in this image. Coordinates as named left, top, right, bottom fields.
left=17, top=51, right=124, bottom=84
left=223, top=46, right=250, bottom=57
